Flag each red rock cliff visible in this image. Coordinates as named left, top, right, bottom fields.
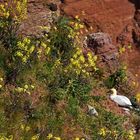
left=60, top=0, right=135, bottom=43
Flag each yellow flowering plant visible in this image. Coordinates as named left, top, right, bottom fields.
left=126, top=130, right=135, bottom=140
left=136, top=93, right=140, bottom=103
left=0, top=0, right=27, bottom=49
left=0, top=77, right=4, bottom=90
left=0, top=4, right=10, bottom=19
left=66, top=47, right=98, bottom=78
left=0, top=0, right=27, bottom=22
left=98, top=127, right=107, bottom=137
left=14, top=37, right=35, bottom=63
left=15, top=84, right=35, bottom=95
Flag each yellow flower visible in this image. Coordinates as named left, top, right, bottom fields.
left=79, top=24, right=84, bottom=29
left=47, top=133, right=53, bottom=139
left=76, top=69, right=81, bottom=75
left=45, top=47, right=50, bottom=55
left=45, top=34, right=48, bottom=37
left=75, top=15, right=79, bottom=19
left=23, top=38, right=31, bottom=44
left=41, top=42, right=47, bottom=48
left=29, top=45, right=35, bottom=53
left=31, top=134, right=39, bottom=140
left=69, top=21, right=74, bottom=25
left=132, top=81, right=136, bottom=86
left=76, top=32, right=80, bottom=35
left=85, top=72, right=90, bottom=77
left=25, top=126, right=31, bottom=132
left=0, top=78, right=3, bottom=82
left=79, top=55, right=85, bottom=63
left=76, top=49, right=82, bottom=55
left=119, top=47, right=125, bottom=54
left=31, top=85, right=35, bottom=89
left=87, top=52, right=92, bottom=59
left=23, top=88, right=27, bottom=92
left=47, top=39, right=51, bottom=42
left=54, top=26, right=57, bottom=30
left=16, top=51, right=23, bottom=57
left=20, top=124, right=25, bottom=130
left=82, top=69, right=86, bottom=73
left=128, top=45, right=132, bottom=49
left=64, top=69, right=68, bottom=73
left=27, top=91, right=31, bottom=95
left=24, top=84, right=28, bottom=89
left=74, top=23, right=79, bottom=30
left=8, top=135, right=13, bottom=140
left=123, top=65, right=127, bottom=70
left=4, top=11, right=9, bottom=18
left=16, top=87, right=23, bottom=93
left=99, top=128, right=106, bottom=137
left=22, top=56, right=27, bottom=63
left=75, top=137, right=80, bottom=140
left=0, top=84, right=2, bottom=89
left=136, top=93, right=140, bottom=102
left=73, top=54, right=78, bottom=59
left=68, top=34, right=72, bottom=38
left=127, top=130, right=135, bottom=140
left=93, top=55, right=98, bottom=61
left=70, top=58, right=74, bottom=62
left=84, top=64, right=89, bottom=67
left=37, top=49, right=42, bottom=54
left=94, top=67, right=99, bottom=71
left=53, top=137, right=61, bottom=140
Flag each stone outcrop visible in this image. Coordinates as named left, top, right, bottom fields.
left=18, top=0, right=61, bottom=37
left=85, top=32, right=119, bottom=73
left=117, top=0, right=140, bottom=46
left=133, top=10, right=140, bottom=45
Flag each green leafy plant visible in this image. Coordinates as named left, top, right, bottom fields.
left=104, top=68, right=127, bottom=88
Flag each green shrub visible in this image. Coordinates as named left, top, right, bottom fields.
left=105, top=67, right=127, bottom=88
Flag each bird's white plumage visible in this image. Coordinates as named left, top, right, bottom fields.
left=110, top=88, right=132, bottom=108
left=110, top=95, right=132, bottom=106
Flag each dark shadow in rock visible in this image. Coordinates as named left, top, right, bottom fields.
left=128, top=0, right=140, bottom=9
left=128, top=0, right=140, bottom=46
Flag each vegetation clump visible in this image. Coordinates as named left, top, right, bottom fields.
left=0, top=2, right=139, bottom=140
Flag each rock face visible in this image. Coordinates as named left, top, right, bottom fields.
left=86, top=33, right=116, bottom=54
left=85, top=33, right=119, bottom=73
left=117, top=0, right=140, bottom=46
left=133, top=10, right=140, bottom=45
left=18, top=0, right=60, bottom=37
left=61, top=0, right=140, bottom=90
left=60, top=0, right=135, bottom=43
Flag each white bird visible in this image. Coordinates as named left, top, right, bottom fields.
left=110, top=88, right=132, bottom=109
left=87, top=104, right=98, bottom=116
